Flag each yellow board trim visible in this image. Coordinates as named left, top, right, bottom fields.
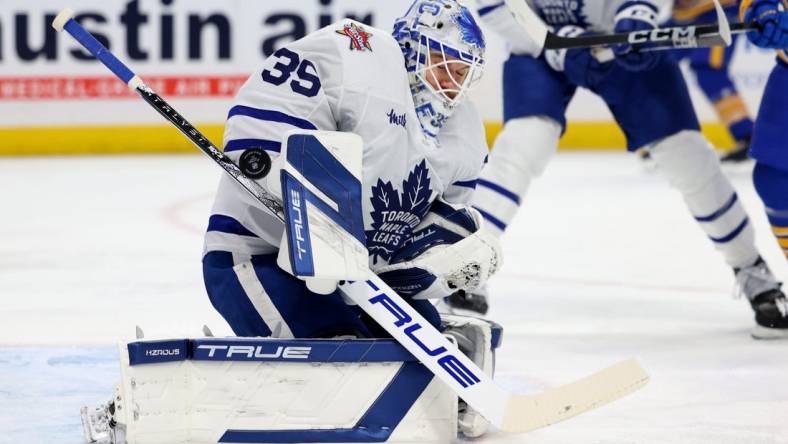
left=0, top=124, right=226, bottom=156
left=483, top=121, right=737, bottom=152
left=0, top=121, right=739, bottom=156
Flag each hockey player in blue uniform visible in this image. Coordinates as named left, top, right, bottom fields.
left=671, top=0, right=756, bottom=162
left=738, top=0, right=788, bottom=336
left=468, top=0, right=787, bottom=338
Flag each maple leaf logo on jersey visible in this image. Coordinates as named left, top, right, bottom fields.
left=536, top=0, right=589, bottom=27
left=366, top=160, right=434, bottom=264
left=336, top=23, right=373, bottom=52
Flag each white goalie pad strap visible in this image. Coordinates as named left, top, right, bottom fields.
left=115, top=338, right=457, bottom=444
left=276, top=130, right=369, bottom=285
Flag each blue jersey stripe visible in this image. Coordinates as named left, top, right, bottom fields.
left=695, top=193, right=738, bottom=222
left=224, top=138, right=282, bottom=153
left=478, top=2, right=505, bottom=16
left=453, top=179, right=478, bottom=189
left=709, top=218, right=749, bottom=243
left=227, top=105, right=317, bottom=130
left=478, top=179, right=521, bottom=205
left=207, top=215, right=259, bottom=237
left=474, top=207, right=507, bottom=231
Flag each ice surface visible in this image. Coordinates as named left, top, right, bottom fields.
left=0, top=153, right=786, bottom=443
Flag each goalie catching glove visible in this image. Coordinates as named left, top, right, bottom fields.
left=376, top=198, right=502, bottom=300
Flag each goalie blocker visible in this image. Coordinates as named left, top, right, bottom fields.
left=83, top=321, right=503, bottom=444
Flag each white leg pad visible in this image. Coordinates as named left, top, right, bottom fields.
left=649, top=130, right=758, bottom=267
left=110, top=337, right=458, bottom=444
left=472, top=116, right=562, bottom=235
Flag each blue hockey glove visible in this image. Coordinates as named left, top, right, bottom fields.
left=545, top=26, right=614, bottom=88
left=613, top=1, right=663, bottom=71
left=745, top=0, right=788, bottom=49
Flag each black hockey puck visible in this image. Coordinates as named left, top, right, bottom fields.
left=239, top=148, right=272, bottom=179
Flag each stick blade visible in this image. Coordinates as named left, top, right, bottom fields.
left=500, top=358, right=649, bottom=433
left=712, top=0, right=733, bottom=45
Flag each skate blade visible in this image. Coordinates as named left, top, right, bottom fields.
left=751, top=325, right=788, bottom=340
left=80, top=405, right=111, bottom=444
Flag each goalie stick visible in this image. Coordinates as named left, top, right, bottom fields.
left=52, top=8, right=649, bottom=434
left=504, top=0, right=754, bottom=51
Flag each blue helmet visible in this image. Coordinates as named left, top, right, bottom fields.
left=393, top=0, right=486, bottom=138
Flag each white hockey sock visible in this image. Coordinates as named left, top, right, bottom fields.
left=472, top=116, right=561, bottom=236
left=650, top=130, right=758, bottom=268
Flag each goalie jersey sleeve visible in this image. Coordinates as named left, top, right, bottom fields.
left=204, top=19, right=489, bottom=263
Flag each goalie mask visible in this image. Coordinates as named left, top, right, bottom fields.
left=393, top=0, right=486, bottom=139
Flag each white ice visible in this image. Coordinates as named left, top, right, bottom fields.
left=1, top=153, right=786, bottom=443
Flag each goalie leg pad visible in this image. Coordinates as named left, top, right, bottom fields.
left=107, top=337, right=458, bottom=444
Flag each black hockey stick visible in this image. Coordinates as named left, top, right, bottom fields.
left=504, top=0, right=755, bottom=51
left=51, top=11, right=284, bottom=221
left=543, top=22, right=754, bottom=51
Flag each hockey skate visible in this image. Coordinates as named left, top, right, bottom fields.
left=81, top=387, right=126, bottom=444
left=734, top=257, right=788, bottom=339
left=720, top=137, right=752, bottom=164
left=81, top=402, right=112, bottom=444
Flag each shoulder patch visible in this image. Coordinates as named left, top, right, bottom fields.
left=336, top=23, right=373, bottom=52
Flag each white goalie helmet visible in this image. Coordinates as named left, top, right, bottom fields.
left=393, top=0, right=486, bottom=138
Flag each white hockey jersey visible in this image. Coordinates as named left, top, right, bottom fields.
left=475, top=0, right=671, bottom=56
left=204, top=20, right=488, bottom=267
